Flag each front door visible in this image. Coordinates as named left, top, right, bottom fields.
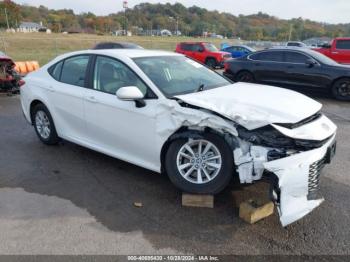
left=284, top=51, right=332, bottom=91
left=83, top=55, right=159, bottom=170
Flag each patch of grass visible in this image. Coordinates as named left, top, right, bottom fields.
left=0, top=33, right=235, bottom=66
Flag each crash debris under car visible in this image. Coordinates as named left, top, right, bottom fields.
left=20, top=49, right=337, bottom=226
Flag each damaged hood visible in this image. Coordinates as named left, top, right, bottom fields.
left=175, top=83, right=322, bottom=130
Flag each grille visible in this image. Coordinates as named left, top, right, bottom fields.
left=307, top=156, right=326, bottom=200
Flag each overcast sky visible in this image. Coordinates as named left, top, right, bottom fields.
left=14, top=0, right=350, bottom=24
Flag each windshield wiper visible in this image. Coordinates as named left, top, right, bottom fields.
left=196, top=84, right=205, bottom=92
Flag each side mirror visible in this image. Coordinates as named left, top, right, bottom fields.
left=116, top=86, right=144, bottom=100
left=306, top=59, right=317, bottom=67
left=198, top=48, right=204, bottom=53
left=116, top=86, right=146, bottom=108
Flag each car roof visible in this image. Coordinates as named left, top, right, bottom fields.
left=57, top=49, right=181, bottom=59
left=178, top=42, right=210, bottom=44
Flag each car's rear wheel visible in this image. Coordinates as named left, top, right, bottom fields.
left=165, top=133, right=233, bottom=194
left=33, top=104, right=60, bottom=145
left=235, top=71, right=255, bottom=83
left=205, top=58, right=217, bottom=69
left=332, top=78, right=350, bottom=101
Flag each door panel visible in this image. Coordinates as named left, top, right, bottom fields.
left=83, top=55, right=159, bottom=170
left=83, top=90, right=159, bottom=169
left=285, top=64, right=331, bottom=90
left=250, top=51, right=289, bottom=86
left=284, top=51, right=331, bottom=90
left=47, top=55, right=90, bottom=140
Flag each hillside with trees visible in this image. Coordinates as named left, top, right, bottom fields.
left=1, top=0, right=350, bottom=40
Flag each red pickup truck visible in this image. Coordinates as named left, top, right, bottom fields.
left=313, top=37, right=350, bottom=64
left=175, top=42, right=231, bottom=68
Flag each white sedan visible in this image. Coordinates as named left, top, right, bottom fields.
left=20, top=49, right=337, bottom=226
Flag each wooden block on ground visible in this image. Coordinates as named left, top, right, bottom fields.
left=239, top=199, right=274, bottom=224
left=182, top=193, right=214, bottom=208
left=232, top=183, right=270, bottom=208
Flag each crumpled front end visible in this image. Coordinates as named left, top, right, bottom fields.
left=264, top=135, right=336, bottom=226
left=233, top=113, right=337, bottom=226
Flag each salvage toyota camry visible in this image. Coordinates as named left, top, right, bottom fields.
left=20, top=49, right=337, bottom=226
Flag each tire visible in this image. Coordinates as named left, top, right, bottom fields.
left=165, top=133, right=233, bottom=194
left=205, top=58, right=217, bottom=69
left=235, top=71, right=255, bottom=83
left=32, top=103, right=60, bottom=145
left=332, top=78, right=350, bottom=101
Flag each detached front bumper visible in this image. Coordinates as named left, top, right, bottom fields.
left=264, top=135, right=336, bottom=226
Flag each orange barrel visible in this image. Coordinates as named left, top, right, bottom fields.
left=25, top=61, right=35, bottom=73
left=15, top=62, right=27, bottom=74
left=31, top=61, right=40, bottom=71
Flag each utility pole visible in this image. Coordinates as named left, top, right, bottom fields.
left=5, top=8, right=10, bottom=30
left=288, top=23, right=293, bottom=41
left=123, top=1, right=128, bottom=35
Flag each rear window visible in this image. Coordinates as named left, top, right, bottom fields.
left=336, top=40, right=350, bottom=50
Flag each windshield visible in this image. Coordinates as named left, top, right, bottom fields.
left=133, top=56, right=231, bottom=97
left=0, top=51, right=5, bottom=56
left=307, top=49, right=339, bottom=66
left=203, top=43, right=218, bottom=52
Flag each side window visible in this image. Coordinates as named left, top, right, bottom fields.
left=60, top=55, right=89, bottom=87
left=181, top=44, right=192, bottom=51
left=193, top=44, right=203, bottom=52
left=285, top=52, right=309, bottom=63
left=336, top=40, right=350, bottom=50
left=49, top=61, right=63, bottom=81
left=255, top=51, right=284, bottom=62
left=93, top=56, right=151, bottom=97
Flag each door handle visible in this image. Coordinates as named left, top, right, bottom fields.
left=85, top=96, right=98, bottom=103
left=331, top=51, right=339, bottom=54
left=47, top=86, right=55, bottom=93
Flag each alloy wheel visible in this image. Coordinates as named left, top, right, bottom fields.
left=176, top=139, right=222, bottom=184
left=35, top=110, right=51, bottom=139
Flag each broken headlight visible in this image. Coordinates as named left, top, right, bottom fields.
left=237, top=125, right=331, bottom=151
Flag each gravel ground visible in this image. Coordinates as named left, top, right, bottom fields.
left=0, top=94, right=349, bottom=255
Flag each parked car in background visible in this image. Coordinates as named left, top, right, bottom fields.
left=313, top=37, right=350, bottom=64
left=0, top=51, right=22, bottom=94
left=286, top=41, right=307, bottom=48
left=175, top=42, right=231, bottom=68
left=21, top=49, right=337, bottom=226
left=221, top=45, right=256, bottom=58
left=93, top=42, right=144, bottom=50
left=224, top=47, right=350, bottom=101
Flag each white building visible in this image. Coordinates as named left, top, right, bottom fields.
left=18, top=22, right=44, bottom=33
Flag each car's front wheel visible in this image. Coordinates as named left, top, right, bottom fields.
left=332, top=78, right=350, bottom=101
left=165, top=133, right=233, bottom=194
left=32, top=103, right=60, bottom=145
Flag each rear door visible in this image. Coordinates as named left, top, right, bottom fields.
left=248, top=51, right=288, bottom=86
left=46, top=55, right=90, bottom=141
left=284, top=51, right=331, bottom=91
left=191, top=44, right=207, bottom=64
